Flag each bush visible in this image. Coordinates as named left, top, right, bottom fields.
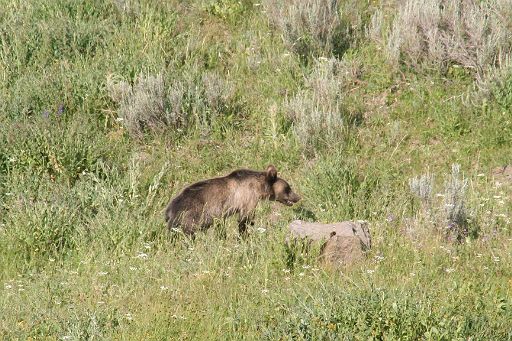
left=409, top=164, right=472, bottom=242
left=107, top=73, right=176, bottom=138
left=203, top=0, right=248, bottom=23
left=192, top=71, right=237, bottom=134
left=107, top=71, right=237, bottom=138
left=371, top=0, right=512, bottom=77
left=285, top=57, right=360, bottom=152
left=443, top=164, right=469, bottom=241
left=409, top=173, right=434, bottom=209
left=484, top=57, right=512, bottom=104
left=263, top=0, right=341, bottom=58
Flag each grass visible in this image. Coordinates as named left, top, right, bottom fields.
left=1, top=0, right=511, bottom=339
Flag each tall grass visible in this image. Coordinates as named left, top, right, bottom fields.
left=1, top=0, right=511, bottom=339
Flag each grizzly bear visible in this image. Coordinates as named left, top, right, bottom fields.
left=165, top=165, right=300, bottom=236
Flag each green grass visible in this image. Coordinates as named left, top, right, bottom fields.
left=1, top=0, right=511, bottom=339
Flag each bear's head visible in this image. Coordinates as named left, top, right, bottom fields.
left=265, top=165, right=301, bottom=206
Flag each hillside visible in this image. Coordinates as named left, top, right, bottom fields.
left=1, top=0, right=511, bottom=339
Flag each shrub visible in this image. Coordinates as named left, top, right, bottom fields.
left=370, top=0, right=512, bottom=77
left=107, top=73, right=175, bottom=138
left=107, top=71, right=237, bottom=138
left=409, top=164, right=472, bottom=242
left=479, top=56, right=512, bottom=101
left=192, top=71, right=237, bottom=133
left=262, top=0, right=341, bottom=58
left=409, top=173, right=434, bottom=209
left=285, top=57, right=360, bottom=152
left=443, top=163, right=469, bottom=241
left=112, top=0, right=140, bottom=17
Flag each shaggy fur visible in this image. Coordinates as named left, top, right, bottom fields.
left=165, top=165, right=300, bottom=235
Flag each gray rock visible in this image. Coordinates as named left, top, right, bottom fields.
left=289, top=220, right=371, bottom=250
left=319, top=234, right=365, bottom=268
left=493, top=165, right=512, bottom=185
left=288, top=220, right=371, bottom=268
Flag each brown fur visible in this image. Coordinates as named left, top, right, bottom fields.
left=165, top=165, right=300, bottom=235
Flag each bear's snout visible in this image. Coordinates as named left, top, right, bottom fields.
left=289, top=192, right=301, bottom=205
left=281, top=192, right=300, bottom=206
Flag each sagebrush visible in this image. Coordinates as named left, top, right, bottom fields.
left=370, top=0, right=512, bottom=78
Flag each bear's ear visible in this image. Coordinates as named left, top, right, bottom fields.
left=265, top=165, right=277, bottom=182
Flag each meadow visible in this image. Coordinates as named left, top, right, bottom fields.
left=1, top=0, right=511, bottom=339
